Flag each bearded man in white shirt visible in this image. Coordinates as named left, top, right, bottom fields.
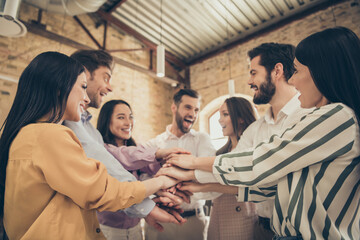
left=157, top=43, right=311, bottom=240
left=145, top=89, right=216, bottom=240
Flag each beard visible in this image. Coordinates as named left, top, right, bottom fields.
left=175, top=110, right=192, bottom=134
left=253, top=73, right=276, bottom=105
left=87, top=91, right=101, bottom=109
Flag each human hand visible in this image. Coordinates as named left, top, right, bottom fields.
left=155, top=147, right=191, bottom=160
left=156, top=166, right=196, bottom=181
left=156, top=175, right=180, bottom=190
left=165, top=153, right=197, bottom=169
left=178, top=181, right=210, bottom=193
left=153, top=189, right=185, bottom=207
left=145, top=205, right=186, bottom=231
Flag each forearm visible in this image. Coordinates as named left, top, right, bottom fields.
left=199, top=183, right=238, bottom=194
left=193, top=156, right=215, bottom=172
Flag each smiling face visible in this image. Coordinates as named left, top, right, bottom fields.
left=109, top=103, right=134, bottom=146
left=173, top=95, right=200, bottom=134
left=85, top=66, right=112, bottom=109
left=218, top=102, right=235, bottom=138
left=248, top=55, right=276, bottom=105
left=63, top=72, right=90, bottom=122
left=289, top=58, right=328, bottom=108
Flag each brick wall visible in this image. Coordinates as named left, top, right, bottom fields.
left=190, top=0, right=360, bottom=130
left=0, top=3, right=174, bottom=141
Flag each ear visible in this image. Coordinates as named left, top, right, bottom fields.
left=273, top=63, right=284, bottom=81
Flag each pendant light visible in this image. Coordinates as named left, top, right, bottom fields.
left=156, top=0, right=165, bottom=77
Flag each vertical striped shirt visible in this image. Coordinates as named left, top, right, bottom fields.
left=212, top=103, right=360, bottom=239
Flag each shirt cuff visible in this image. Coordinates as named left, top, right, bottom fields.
left=124, top=197, right=155, bottom=218
left=194, top=170, right=218, bottom=183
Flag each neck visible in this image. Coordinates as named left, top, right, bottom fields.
left=229, top=135, right=238, bottom=151
left=269, top=83, right=297, bottom=121
left=170, top=122, right=185, bottom=138
left=115, top=138, right=125, bottom=146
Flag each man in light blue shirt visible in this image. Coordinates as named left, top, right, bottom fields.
left=64, top=50, right=183, bottom=234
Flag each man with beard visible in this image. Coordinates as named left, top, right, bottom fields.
left=190, top=42, right=308, bottom=239
left=145, top=89, right=216, bottom=240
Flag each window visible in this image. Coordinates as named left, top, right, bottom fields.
left=209, top=110, right=227, bottom=150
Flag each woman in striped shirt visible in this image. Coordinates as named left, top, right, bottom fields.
left=164, top=27, right=360, bottom=239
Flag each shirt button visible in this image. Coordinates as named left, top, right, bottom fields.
left=235, top=206, right=241, bottom=212
left=96, top=228, right=101, bottom=233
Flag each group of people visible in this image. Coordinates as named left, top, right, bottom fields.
left=0, top=26, right=358, bottom=240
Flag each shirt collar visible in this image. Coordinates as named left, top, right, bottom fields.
left=165, top=124, right=196, bottom=140
left=264, top=93, right=300, bottom=124
left=81, top=111, right=92, bottom=123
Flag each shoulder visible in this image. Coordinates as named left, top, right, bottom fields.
left=37, top=123, right=81, bottom=146
left=304, top=103, right=356, bottom=123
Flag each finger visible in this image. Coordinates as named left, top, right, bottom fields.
left=168, top=209, right=186, bottom=224
left=174, top=192, right=190, bottom=204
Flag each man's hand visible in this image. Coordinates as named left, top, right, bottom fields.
left=155, top=147, right=191, bottom=160
left=154, top=190, right=184, bottom=207
left=165, top=153, right=197, bottom=169
left=156, top=166, right=196, bottom=181
left=145, top=205, right=186, bottom=232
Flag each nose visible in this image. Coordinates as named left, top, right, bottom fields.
left=84, top=91, right=90, bottom=104
left=247, top=77, right=253, bottom=85
left=106, top=82, right=113, bottom=93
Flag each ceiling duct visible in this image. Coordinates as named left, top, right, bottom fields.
left=0, top=0, right=27, bottom=37
left=0, top=0, right=107, bottom=37
left=24, top=0, right=107, bottom=16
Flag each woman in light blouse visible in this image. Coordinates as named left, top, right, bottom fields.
left=0, top=52, right=179, bottom=239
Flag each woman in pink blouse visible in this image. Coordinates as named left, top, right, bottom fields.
left=97, top=99, right=188, bottom=240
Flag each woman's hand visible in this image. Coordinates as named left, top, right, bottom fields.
left=164, top=153, right=197, bottom=169
left=177, top=182, right=209, bottom=193
left=155, top=148, right=191, bottom=160
left=156, top=166, right=196, bottom=181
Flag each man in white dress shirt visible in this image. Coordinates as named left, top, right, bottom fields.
left=192, top=43, right=306, bottom=239
left=145, top=89, right=216, bottom=240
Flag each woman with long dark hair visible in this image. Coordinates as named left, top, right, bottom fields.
left=96, top=99, right=189, bottom=240
left=164, top=27, right=360, bottom=239
left=208, top=97, right=258, bottom=240
left=0, top=52, right=178, bottom=239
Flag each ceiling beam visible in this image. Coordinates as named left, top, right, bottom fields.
left=23, top=21, right=179, bottom=86
left=96, top=10, right=187, bottom=70
left=107, top=0, right=128, bottom=14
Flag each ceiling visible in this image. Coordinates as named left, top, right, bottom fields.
left=98, top=0, right=329, bottom=66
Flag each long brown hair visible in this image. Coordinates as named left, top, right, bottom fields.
left=216, top=97, right=256, bottom=155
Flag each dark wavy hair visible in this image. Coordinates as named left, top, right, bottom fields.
left=97, top=99, right=137, bottom=147
left=70, top=50, right=113, bottom=75
left=295, top=27, right=360, bottom=123
left=0, top=51, right=84, bottom=217
left=248, top=42, right=296, bottom=81
left=216, top=97, right=257, bottom=155
left=173, top=89, right=199, bottom=106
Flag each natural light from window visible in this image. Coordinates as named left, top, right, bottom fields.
left=209, top=111, right=227, bottom=150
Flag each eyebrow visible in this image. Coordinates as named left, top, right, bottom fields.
left=104, top=72, right=111, bottom=78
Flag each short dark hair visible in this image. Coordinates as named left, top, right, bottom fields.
left=248, top=43, right=295, bottom=81
left=0, top=51, right=84, bottom=217
left=71, top=50, right=114, bottom=74
left=295, top=26, right=360, bottom=122
left=216, top=97, right=256, bottom=155
left=97, top=100, right=137, bottom=147
left=173, top=89, right=199, bottom=106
